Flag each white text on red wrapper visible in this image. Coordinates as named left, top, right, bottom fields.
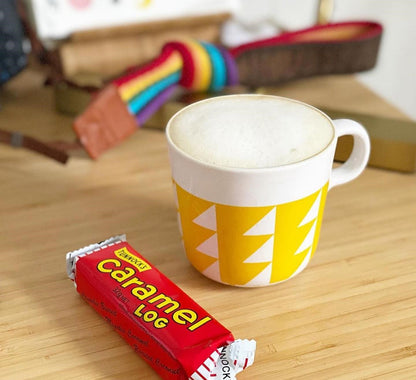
left=97, top=258, right=212, bottom=330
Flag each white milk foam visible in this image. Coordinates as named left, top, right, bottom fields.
left=169, top=96, right=334, bottom=168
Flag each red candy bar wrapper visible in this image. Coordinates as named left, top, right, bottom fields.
left=66, top=235, right=256, bottom=379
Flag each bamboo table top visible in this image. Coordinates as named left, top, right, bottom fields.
left=1, top=69, right=415, bottom=379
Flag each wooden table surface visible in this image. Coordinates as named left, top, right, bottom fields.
left=1, top=69, right=415, bottom=379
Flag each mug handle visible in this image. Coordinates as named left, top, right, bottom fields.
left=329, top=119, right=371, bottom=189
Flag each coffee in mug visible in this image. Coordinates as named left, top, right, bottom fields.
left=166, top=95, right=370, bottom=287
left=169, top=95, right=334, bottom=168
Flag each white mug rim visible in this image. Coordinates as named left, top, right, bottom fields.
left=166, top=94, right=336, bottom=174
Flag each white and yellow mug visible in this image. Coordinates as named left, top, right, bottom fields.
left=166, top=95, right=370, bottom=287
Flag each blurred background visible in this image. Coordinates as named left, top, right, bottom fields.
left=233, top=0, right=416, bottom=120
left=1, top=0, right=415, bottom=119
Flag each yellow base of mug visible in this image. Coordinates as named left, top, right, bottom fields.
left=174, top=182, right=328, bottom=287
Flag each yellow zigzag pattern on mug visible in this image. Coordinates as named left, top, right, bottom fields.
left=175, top=183, right=328, bottom=286
left=175, top=185, right=219, bottom=276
